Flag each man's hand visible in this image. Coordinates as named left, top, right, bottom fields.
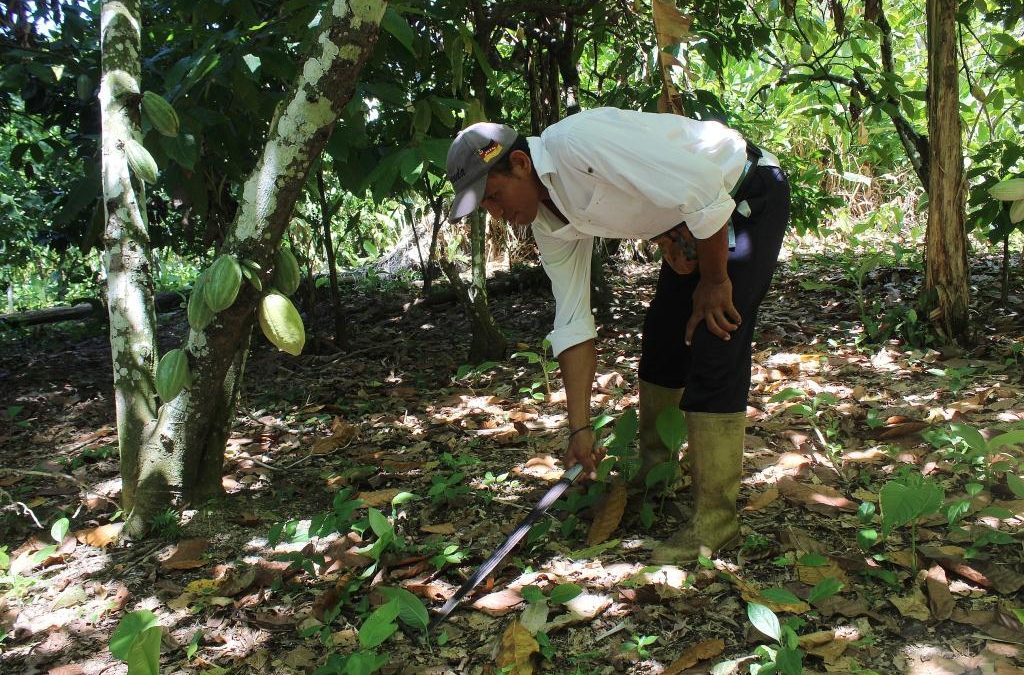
left=564, top=428, right=601, bottom=480
left=686, top=276, right=741, bottom=345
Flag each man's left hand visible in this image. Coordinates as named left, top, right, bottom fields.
left=686, top=276, right=741, bottom=345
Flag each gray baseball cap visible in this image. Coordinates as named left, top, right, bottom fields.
left=446, top=122, right=518, bottom=223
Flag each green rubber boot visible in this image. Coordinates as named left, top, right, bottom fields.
left=651, top=411, right=745, bottom=563
left=629, top=380, right=683, bottom=489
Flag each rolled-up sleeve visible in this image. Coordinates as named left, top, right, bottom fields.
left=532, top=221, right=596, bottom=357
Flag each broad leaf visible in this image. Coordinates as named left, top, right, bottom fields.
left=359, top=599, right=400, bottom=649
left=747, top=602, right=780, bottom=641
left=655, top=407, right=686, bottom=451
left=110, top=610, right=160, bottom=660
left=549, top=583, right=583, bottom=605
left=379, top=587, right=429, bottom=629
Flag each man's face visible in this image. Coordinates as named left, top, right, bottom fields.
left=480, top=150, right=541, bottom=226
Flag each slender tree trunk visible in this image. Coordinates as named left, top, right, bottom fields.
left=320, top=192, right=348, bottom=347
left=924, top=0, right=969, bottom=345
left=99, top=0, right=159, bottom=515
left=121, top=0, right=386, bottom=535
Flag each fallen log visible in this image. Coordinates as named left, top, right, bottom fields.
left=0, top=291, right=185, bottom=328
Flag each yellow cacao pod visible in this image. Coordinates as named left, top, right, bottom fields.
left=204, top=254, right=242, bottom=313
left=273, top=248, right=301, bottom=296
left=1010, top=199, right=1024, bottom=225
left=259, top=292, right=305, bottom=356
left=989, top=178, right=1024, bottom=201
left=125, top=139, right=158, bottom=184
left=188, top=271, right=214, bottom=330
left=156, top=348, right=191, bottom=402
left=141, top=90, right=180, bottom=137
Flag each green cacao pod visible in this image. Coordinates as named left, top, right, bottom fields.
left=273, top=248, right=301, bottom=296
left=188, top=271, right=215, bottom=330
left=259, top=292, right=305, bottom=356
left=204, top=254, right=242, bottom=313
left=1010, top=199, right=1024, bottom=225
left=156, top=348, right=191, bottom=402
left=141, top=91, right=180, bottom=137
left=989, top=178, right=1024, bottom=201
left=125, top=139, right=158, bottom=184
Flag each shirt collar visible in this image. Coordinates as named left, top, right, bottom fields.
left=527, top=136, right=555, bottom=178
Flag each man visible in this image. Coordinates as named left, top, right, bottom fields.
left=445, top=107, right=790, bottom=562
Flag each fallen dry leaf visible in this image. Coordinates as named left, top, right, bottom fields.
left=472, top=588, right=524, bottom=616
left=664, top=638, right=726, bottom=673
left=777, top=477, right=857, bottom=513
left=744, top=486, right=779, bottom=512
left=890, top=585, right=930, bottom=621
left=74, top=523, right=123, bottom=548
left=495, top=622, right=538, bottom=675
left=421, top=523, right=456, bottom=535
left=587, top=481, right=627, bottom=545
left=925, top=565, right=955, bottom=620
left=544, top=592, right=612, bottom=632
left=356, top=488, right=403, bottom=508
left=797, top=558, right=849, bottom=587
left=799, top=629, right=853, bottom=664
left=160, top=538, right=210, bottom=571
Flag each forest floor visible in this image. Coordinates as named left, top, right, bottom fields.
left=1, top=240, right=1024, bottom=675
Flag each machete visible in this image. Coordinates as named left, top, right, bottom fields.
left=427, top=463, right=585, bottom=632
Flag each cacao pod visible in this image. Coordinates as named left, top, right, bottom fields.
left=273, top=248, right=301, bottom=295
left=188, top=271, right=215, bottom=330
left=1010, top=199, right=1024, bottom=225
left=125, top=139, right=158, bottom=184
left=989, top=178, right=1024, bottom=201
left=204, top=254, right=242, bottom=313
left=156, top=348, right=191, bottom=402
left=259, top=292, right=305, bottom=356
left=141, top=91, right=180, bottom=137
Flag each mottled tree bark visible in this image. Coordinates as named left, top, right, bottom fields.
left=924, top=0, right=969, bottom=345
left=99, top=0, right=159, bottom=515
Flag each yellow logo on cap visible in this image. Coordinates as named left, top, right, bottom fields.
left=478, top=141, right=504, bottom=163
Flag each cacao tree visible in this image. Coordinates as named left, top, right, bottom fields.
left=99, top=0, right=387, bottom=535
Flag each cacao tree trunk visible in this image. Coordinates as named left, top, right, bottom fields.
left=924, top=0, right=970, bottom=345
left=114, top=0, right=386, bottom=536
left=99, top=0, right=159, bottom=515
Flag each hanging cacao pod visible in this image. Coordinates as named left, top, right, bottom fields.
left=273, top=248, right=301, bottom=296
left=204, top=254, right=242, bottom=313
left=1010, top=199, right=1024, bottom=225
left=141, top=91, right=180, bottom=137
left=188, top=271, right=215, bottom=330
left=125, top=139, right=158, bottom=184
left=989, top=178, right=1024, bottom=201
left=156, top=348, right=191, bottom=402
left=259, top=292, right=305, bottom=356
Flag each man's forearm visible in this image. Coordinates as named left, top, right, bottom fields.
left=695, top=224, right=730, bottom=283
left=557, top=339, right=596, bottom=431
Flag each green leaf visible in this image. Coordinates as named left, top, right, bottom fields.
left=606, top=408, right=639, bottom=455
left=125, top=626, right=161, bottom=675
left=807, top=577, right=843, bottom=604
left=989, top=430, right=1024, bottom=452
left=549, top=583, right=583, bottom=605
left=381, top=7, right=416, bottom=56
left=747, top=602, right=781, bottom=642
left=655, top=407, right=686, bottom=451
left=645, top=461, right=677, bottom=488
left=760, top=588, right=803, bottom=605
left=51, top=517, right=70, bottom=543
left=1007, top=474, right=1024, bottom=499
left=359, top=599, right=400, bottom=649
left=857, top=528, right=878, bottom=550
left=521, top=585, right=544, bottom=604
left=769, top=387, right=805, bottom=403
left=160, top=132, right=198, bottom=171
left=950, top=423, right=987, bottom=453
left=775, top=646, right=804, bottom=675
left=390, top=492, right=418, bottom=506
left=379, top=587, right=429, bottom=629
left=343, top=650, right=389, bottom=675
left=797, top=552, right=828, bottom=566
left=110, top=611, right=160, bottom=661
left=368, top=508, right=391, bottom=538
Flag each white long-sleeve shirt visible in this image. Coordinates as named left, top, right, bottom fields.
left=527, top=107, right=778, bottom=357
